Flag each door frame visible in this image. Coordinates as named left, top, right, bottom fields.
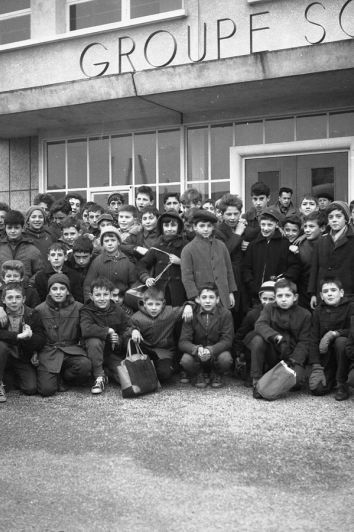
left=230, top=137, right=354, bottom=205
left=88, top=185, right=133, bottom=204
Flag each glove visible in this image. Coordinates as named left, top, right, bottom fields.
left=319, top=331, right=339, bottom=354
left=309, top=364, right=326, bottom=391
left=278, top=339, right=291, bottom=361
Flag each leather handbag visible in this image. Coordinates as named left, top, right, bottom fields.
left=118, top=339, right=161, bottom=398
left=256, top=360, right=296, bottom=401
left=124, top=257, right=172, bottom=310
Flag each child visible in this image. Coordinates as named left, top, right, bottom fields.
left=81, top=201, right=96, bottom=228
left=317, top=192, right=333, bottom=211
left=0, top=202, right=9, bottom=238
left=118, top=205, right=140, bottom=242
left=35, top=242, right=84, bottom=303
left=242, top=181, right=270, bottom=244
left=120, top=206, right=159, bottom=262
left=202, top=198, right=215, bottom=213
left=47, top=199, right=72, bottom=240
left=181, top=210, right=236, bottom=309
left=298, top=194, right=319, bottom=219
left=0, top=210, right=44, bottom=286
left=308, top=276, right=354, bottom=400
left=59, top=218, right=82, bottom=252
left=308, top=201, right=354, bottom=308
left=64, top=193, right=84, bottom=219
left=136, top=186, right=154, bottom=213
left=137, top=210, right=188, bottom=306
left=163, top=193, right=180, bottom=213
left=0, top=260, right=40, bottom=313
left=110, top=280, right=134, bottom=316
left=107, top=192, right=124, bottom=227
left=87, top=203, right=105, bottom=237
left=282, top=215, right=302, bottom=243
left=179, top=283, right=233, bottom=389
left=0, top=282, right=45, bottom=402
left=232, top=281, right=275, bottom=387
left=242, top=207, right=301, bottom=306
left=67, top=236, right=97, bottom=288
left=35, top=274, right=91, bottom=397
left=98, top=213, right=114, bottom=230
left=80, top=277, right=128, bottom=394
left=124, top=287, right=193, bottom=382
left=252, top=279, right=311, bottom=399
left=180, top=188, right=202, bottom=212
left=24, top=205, right=56, bottom=261
left=83, top=226, right=137, bottom=301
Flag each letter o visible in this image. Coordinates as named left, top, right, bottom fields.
left=144, top=30, right=177, bottom=68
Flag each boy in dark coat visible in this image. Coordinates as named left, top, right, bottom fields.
left=242, top=181, right=270, bottom=244
left=0, top=282, right=45, bottom=402
left=308, top=276, right=354, bottom=401
left=120, top=206, right=159, bottom=263
left=80, top=276, right=128, bottom=394
left=179, top=283, right=233, bottom=389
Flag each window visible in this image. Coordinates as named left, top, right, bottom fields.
left=0, top=0, right=30, bottom=45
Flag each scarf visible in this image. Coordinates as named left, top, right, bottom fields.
left=330, top=224, right=348, bottom=244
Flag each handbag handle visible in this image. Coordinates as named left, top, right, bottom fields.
left=127, top=338, right=144, bottom=358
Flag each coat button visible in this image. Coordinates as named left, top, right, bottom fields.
left=328, top=267, right=332, bottom=270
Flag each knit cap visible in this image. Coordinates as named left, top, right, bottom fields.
left=25, top=205, right=46, bottom=225
left=97, top=213, right=114, bottom=224
left=48, top=273, right=70, bottom=291
left=100, top=225, right=122, bottom=244
left=259, top=280, right=275, bottom=295
left=329, top=201, right=350, bottom=222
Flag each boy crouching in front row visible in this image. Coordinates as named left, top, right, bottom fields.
left=179, top=283, right=233, bottom=389
left=252, top=279, right=311, bottom=399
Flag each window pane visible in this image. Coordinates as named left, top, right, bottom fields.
left=210, top=124, right=233, bottom=181
left=89, top=137, right=109, bottom=187
left=297, top=115, right=327, bottom=141
left=70, top=0, right=121, bottom=31
left=329, top=112, right=354, bottom=138
left=68, top=139, right=87, bottom=189
left=47, top=142, right=66, bottom=191
left=0, top=15, right=30, bottom=45
left=186, top=182, right=208, bottom=199
left=211, top=182, right=230, bottom=202
left=158, top=184, right=180, bottom=211
left=131, top=0, right=182, bottom=19
left=134, top=132, right=156, bottom=185
left=112, top=135, right=132, bottom=186
left=265, top=118, right=294, bottom=144
left=0, top=1, right=30, bottom=15
left=235, top=121, right=263, bottom=146
left=311, top=167, right=334, bottom=199
left=158, top=130, right=180, bottom=183
left=187, top=128, right=208, bottom=181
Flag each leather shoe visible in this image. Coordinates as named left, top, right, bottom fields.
left=335, top=383, right=349, bottom=401
left=253, top=384, right=263, bottom=399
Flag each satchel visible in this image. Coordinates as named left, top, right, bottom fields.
left=118, top=339, right=161, bottom=398
left=256, top=360, right=297, bottom=401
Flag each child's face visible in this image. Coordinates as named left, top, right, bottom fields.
left=49, top=282, right=68, bottom=303
left=52, top=211, right=68, bottom=227
left=3, top=269, right=23, bottom=283
left=260, top=219, right=277, bottom=238
left=88, top=211, right=101, bottom=229
left=193, top=221, right=214, bottom=239
left=164, top=197, right=180, bottom=212
left=275, top=287, right=298, bottom=309
left=91, top=286, right=111, bottom=310
left=283, top=222, right=300, bottom=243
left=0, top=210, right=7, bottom=231
left=144, top=298, right=164, bottom=318
left=203, top=202, right=215, bottom=213
left=197, top=289, right=219, bottom=312
left=162, top=220, right=179, bottom=235
left=320, top=283, right=344, bottom=306
left=108, top=200, right=123, bottom=216
left=68, top=199, right=81, bottom=217
left=3, top=289, right=25, bottom=313
left=136, top=193, right=153, bottom=212
left=222, top=206, right=241, bottom=229
left=259, top=291, right=276, bottom=307
left=73, top=251, right=92, bottom=267
left=62, top=227, right=80, bottom=247
left=82, top=209, right=88, bottom=223
left=304, top=220, right=323, bottom=241
left=141, top=213, right=158, bottom=232
left=251, top=194, right=269, bottom=212
left=102, top=234, right=119, bottom=255
left=99, top=220, right=113, bottom=230
left=6, top=224, right=23, bottom=241
left=181, top=200, right=201, bottom=213
left=328, top=209, right=346, bottom=233
left=111, top=288, right=124, bottom=305
left=28, top=209, right=45, bottom=231
left=118, top=211, right=135, bottom=230
left=299, top=199, right=318, bottom=216
left=318, top=197, right=331, bottom=210
left=48, top=249, right=66, bottom=270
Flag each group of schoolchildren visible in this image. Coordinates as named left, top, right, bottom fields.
left=1, top=181, right=354, bottom=404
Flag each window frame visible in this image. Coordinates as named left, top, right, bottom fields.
left=0, top=5, right=31, bottom=45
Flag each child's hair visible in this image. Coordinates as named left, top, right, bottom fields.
left=90, top=276, right=113, bottom=293
left=278, top=187, right=293, bottom=196
left=136, top=186, right=154, bottom=201
left=61, top=218, right=81, bottom=231
left=274, top=278, right=297, bottom=295
left=2, top=282, right=25, bottom=298
left=163, top=192, right=180, bottom=203
left=1, top=260, right=25, bottom=279
left=143, top=287, right=165, bottom=302
left=283, top=215, right=302, bottom=230
left=320, top=276, right=343, bottom=291
left=299, top=193, right=318, bottom=206
left=107, top=193, right=124, bottom=205
left=303, top=211, right=327, bottom=227
left=202, top=198, right=215, bottom=207
left=64, top=193, right=84, bottom=206
left=250, top=181, right=270, bottom=197
left=118, top=204, right=138, bottom=217
left=82, top=201, right=96, bottom=211
left=73, top=235, right=94, bottom=254
left=48, top=242, right=67, bottom=255
left=0, top=202, right=10, bottom=213
left=350, top=199, right=354, bottom=211
left=111, top=279, right=128, bottom=295
left=33, top=193, right=55, bottom=209
left=180, top=188, right=202, bottom=205
left=140, top=206, right=159, bottom=217
left=87, top=203, right=105, bottom=215
left=4, top=210, right=25, bottom=227
left=217, top=193, right=243, bottom=213
left=198, top=282, right=219, bottom=296
left=184, top=207, right=199, bottom=224
left=50, top=199, right=72, bottom=216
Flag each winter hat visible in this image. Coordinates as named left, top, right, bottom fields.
left=192, top=209, right=218, bottom=225
left=97, top=213, right=114, bottom=225
left=107, top=192, right=124, bottom=205
left=259, top=280, right=275, bottom=295
left=25, top=205, right=46, bottom=226
left=317, top=192, right=333, bottom=201
left=100, top=225, right=122, bottom=244
left=157, top=209, right=184, bottom=236
left=48, top=273, right=70, bottom=291
left=328, top=201, right=350, bottom=222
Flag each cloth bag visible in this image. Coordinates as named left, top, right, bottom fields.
left=256, top=360, right=296, bottom=401
left=118, top=339, right=161, bottom=398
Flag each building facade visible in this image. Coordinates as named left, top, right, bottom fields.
left=0, top=0, right=354, bottom=211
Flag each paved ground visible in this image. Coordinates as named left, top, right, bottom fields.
left=1, top=377, right=354, bottom=532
